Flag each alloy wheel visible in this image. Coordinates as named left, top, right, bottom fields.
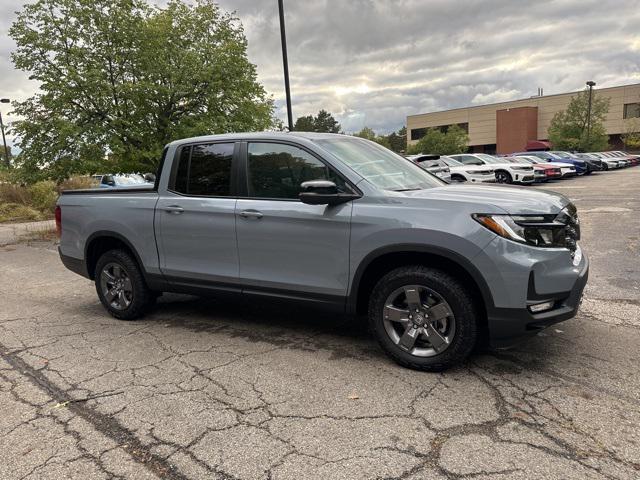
left=496, top=171, right=510, bottom=183
left=100, top=262, right=133, bottom=310
left=382, top=285, right=456, bottom=357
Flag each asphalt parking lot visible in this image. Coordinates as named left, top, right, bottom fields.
left=1, top=167, right=639, bottom=480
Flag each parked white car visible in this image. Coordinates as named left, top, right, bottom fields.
left=516, top=155, right=578, bottom=178
left=449, top=153, right=535, bottom=184
left=439, top=156, right=496, bottom=183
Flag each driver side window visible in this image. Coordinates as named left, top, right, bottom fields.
left=247, top=143, right=347, bottom=199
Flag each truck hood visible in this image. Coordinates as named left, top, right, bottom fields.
left=400, top=184, right=570, bottom=215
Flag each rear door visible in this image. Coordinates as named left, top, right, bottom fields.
left=235, top=141, right=354, bottom=305
left=156, top=142, right=240, bottom=288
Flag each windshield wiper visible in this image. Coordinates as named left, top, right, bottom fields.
left=392, top=187, right=423, bottom=192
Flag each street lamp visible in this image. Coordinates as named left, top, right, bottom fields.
left=585, top=81, right=596, bottom=145
left=278, top=0, right=293, bottom=131
left=0, top=98, right=10, bottom=168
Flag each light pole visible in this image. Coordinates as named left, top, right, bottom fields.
left=278, top=0, right=293, bottom=131
left=585, top=81, right=596, bottom=146
left=0, top=98, right=10, bottom=168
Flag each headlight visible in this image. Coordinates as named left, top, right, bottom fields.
left=472, top=211, right=579, bottom=249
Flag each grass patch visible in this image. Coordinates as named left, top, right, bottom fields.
left=0, top=203, right=45, bottom=223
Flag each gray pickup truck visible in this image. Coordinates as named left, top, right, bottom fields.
left=57, top=132, right=588, bottom=371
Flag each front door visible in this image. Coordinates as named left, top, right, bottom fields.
left=235, top=142, right=353, bottom=304
left=156, top=142, right=239, bottom=288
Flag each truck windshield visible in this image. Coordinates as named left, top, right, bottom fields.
left=315, top=137, right=444, bottom=191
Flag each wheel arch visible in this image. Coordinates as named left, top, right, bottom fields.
left=348, top=245, right=494, bottom=323
left=85, top=231, right=147, bottom=281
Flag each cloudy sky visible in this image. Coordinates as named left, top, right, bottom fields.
left=1, top=0, right=640, bottom=145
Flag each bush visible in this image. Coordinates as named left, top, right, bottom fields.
left=28, top=180, right=58, bottom=213
left=0, top=183, right=32, bottom=205
left=0, top=202, right=44, bottom=223
left=58, top=176, right=97, bottom=191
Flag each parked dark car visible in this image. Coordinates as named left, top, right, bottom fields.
left=549, top=151, right=602, bottom=174
left=513, top=151, right=587, bottom=174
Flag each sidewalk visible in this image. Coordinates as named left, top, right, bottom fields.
left=0, top=220, right=56, bottom=246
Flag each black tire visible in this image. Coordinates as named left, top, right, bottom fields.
left=602, top=163, right=608, bottom=171
left=495, top=170, right=512, bottom=184
left=584, top=169, right=592, bottom=175
left=450, top=174, right=466, bottom=183
left=368, top=266, right=478, bottom=372
left=94, top=249, right=153, bottom=320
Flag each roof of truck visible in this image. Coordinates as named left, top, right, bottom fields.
left=167, top=131, right=352, bottom=147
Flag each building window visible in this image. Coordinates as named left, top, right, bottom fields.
left=411, top=123, right=469, bottom=141
left=623, top=103, right=640, bottom=119
left=411, top=128, right=427, bottom=141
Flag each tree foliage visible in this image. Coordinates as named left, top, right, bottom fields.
left=547, top=88, right=610, bottom=152
left=354, top=126, right=390, bottom=148
left=293, top=109, right=341, bottom=133
left=407, top=125, right=468, bottom=155
left=621, top=118, right=640, bottom=150
left=10, top=0, right=274, bottom=182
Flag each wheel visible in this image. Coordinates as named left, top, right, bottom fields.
left=94, top=249, right=153, bottom=320
left=602, top=163, right=608, bottom=171
left=450, top=174, right=466, bottom=183
left=584, top=169, right=592, bottom=175
left=368, top=266, right=478, bottom=371
left=495, top=170, right=512, bottom=184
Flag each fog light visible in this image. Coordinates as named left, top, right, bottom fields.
left=528, top=301, right=554, bottom=313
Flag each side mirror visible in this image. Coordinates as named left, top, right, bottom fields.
left=299, top=180, right=360, bottom=206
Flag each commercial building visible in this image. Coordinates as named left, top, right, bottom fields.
left=406, top=83, right=640, bottom=154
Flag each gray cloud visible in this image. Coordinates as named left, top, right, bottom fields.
left=1, top=0, right=639, bottom=143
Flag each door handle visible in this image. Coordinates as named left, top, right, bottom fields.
left=239, top=210, right=263, bottom=219
left=163, top=205, right=184, bottom=214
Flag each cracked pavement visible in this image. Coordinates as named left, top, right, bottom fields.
left=1, top=168, right=639, bottom=479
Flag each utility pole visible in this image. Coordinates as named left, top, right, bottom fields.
left=585, top=81, right=596, bottom=146
left=0, top=98, right=10, bottom=168
left=278, top=0, right=294, bottom=131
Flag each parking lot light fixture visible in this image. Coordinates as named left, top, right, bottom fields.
left=585, top=81, right=596, bottom=145
left=0, top=98, right=11, bottom=168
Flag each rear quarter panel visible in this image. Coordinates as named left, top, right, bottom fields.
left=57, top=192, right=160, bottom=275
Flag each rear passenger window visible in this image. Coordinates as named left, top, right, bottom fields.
left=247, top=143, right=347, bottom=199
left=172, top=143, right=234, bottom=196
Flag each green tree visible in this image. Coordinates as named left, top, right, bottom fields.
left=293, top=115, right=316, bottom=132
left=621, top=118, right=640, bottom=151
left=386, top=126, right=406, bottom=153
left=354, top=126, right=391, bottom=148
left=407, top=124, right=468, bottom=155
left=354, top=126, right=377, bottom=141
left=547, top=88, right=610, bottom=152
left=10, top=0, right=274, bottom=182
left=293, top=109, right=341, bottom=133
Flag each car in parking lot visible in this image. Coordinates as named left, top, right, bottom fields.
left=606, top=151, right=639, bottom=166
left=449, top=153, right=535, bottom=184
left=513, top=155, right=577, bottom=178
left=586, top=152, right=624, bottom=168
left=406, top=154, right=452, bottom=182
left=549, top=151, right=602, bottom=174
left=56, top=132, right=588, bottom=371
left=438, top=156, right=496, bottom=183
left=502, top=156, right=561, bottom=182
left=574, top=153, right=619, bottom=170
left=513, top=151, right=587, bottom=175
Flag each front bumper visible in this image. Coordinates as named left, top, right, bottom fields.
left=487, top=249, right=589, bottom=348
